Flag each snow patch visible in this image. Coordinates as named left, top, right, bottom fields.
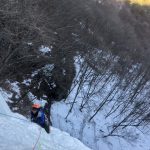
left=39, top=45, right=52, bottom=55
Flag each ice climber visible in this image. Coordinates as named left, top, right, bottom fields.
left=31, top=103, right=50, bottom=133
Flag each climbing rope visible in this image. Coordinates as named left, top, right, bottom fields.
left=32, top=127, right=42, bottom=150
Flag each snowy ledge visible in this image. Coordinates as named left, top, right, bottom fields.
left=0, top=92, right=91, bottom=150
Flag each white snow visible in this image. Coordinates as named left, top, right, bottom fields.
left=51, top=56, right=150, bottom=150
left=0, top=92, right=11, bottom=114
left=39, top=45, right=51, bottom=55
left=0, top=92, right=91, bottom=150
left=22, top=79, right=31, bottom=86
left=27, top=42, right=33, bottom=46
left=52, top=100, right=150, bottom=150
left=10, top=81, right=21, bottom=96
left=3, top=54, right=150, bottom=150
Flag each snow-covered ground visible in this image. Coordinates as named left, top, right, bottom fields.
left=4, top=55, right=150, bottom=150
left=0, top=92, right=91, bottom=150
left=51, top=101, right=150, bottom=150
left=51, top=56, right=150, bottom=150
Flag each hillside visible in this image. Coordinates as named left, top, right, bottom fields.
left=0, top=92, right=91, bottom=150
left=0, top=0, right=150, bottom=150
